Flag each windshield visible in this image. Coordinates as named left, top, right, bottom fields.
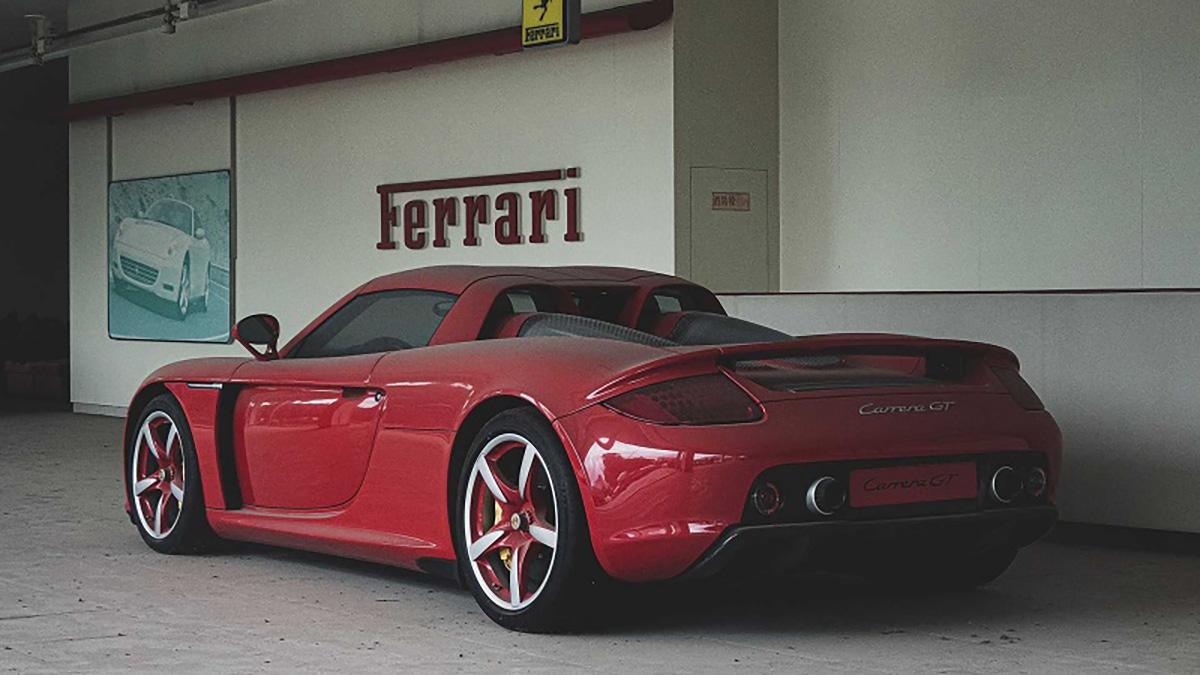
left=145, top=200, right=193, bottom=236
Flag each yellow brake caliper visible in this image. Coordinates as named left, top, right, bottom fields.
left=493, top=495, right=512, bottom=569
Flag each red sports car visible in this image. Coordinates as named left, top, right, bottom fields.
left=123, top=265, right=1060, bottom=632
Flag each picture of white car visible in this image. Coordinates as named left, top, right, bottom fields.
left=109, top=198, right=212, bottom=319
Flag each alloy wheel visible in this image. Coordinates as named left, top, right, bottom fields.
left=131, top=411, right=186, bottom=539
left=463, top=433, right=559, bottom=611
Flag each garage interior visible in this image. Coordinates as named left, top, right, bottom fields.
left=2, top=0, right=1199, bottom=672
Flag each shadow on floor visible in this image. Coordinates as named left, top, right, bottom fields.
left=208, top=538, right=1191, bottom=638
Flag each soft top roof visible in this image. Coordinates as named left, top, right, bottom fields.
left=358, top=265, right=686, bottom=295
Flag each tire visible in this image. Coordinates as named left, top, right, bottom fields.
left=126, top=393, right=216, bottom=554
left=453, top=408, right=604, bottom=633
left=195, top=265, right=210, bottom=313
left=175, top=260, right=190, bottom=319
left=860, top=546, right=1019, bottom=593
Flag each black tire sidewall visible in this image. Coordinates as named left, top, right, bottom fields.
left=127, top=393, right=211, bottom=553
left=176, top=261, right=190, bottom=319
left=452, top=408, right=599, bottom=633
left=196, top=266, right=210, bottom=311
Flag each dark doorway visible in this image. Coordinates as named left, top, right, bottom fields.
left=0, top=58, right=69, bottom=409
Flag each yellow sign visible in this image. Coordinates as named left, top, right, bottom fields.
left=522, top=0, right=579, bottom=48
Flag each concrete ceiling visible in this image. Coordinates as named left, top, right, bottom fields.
left=0, top=1, right=68, bottom=53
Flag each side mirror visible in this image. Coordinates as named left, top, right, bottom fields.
left=195, top=227, right=206, bottom=240
left=233, top=314, right=280, bottom=361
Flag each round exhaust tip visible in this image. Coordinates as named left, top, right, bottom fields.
left=1025, top=466, right=1048, bottom=498
left=752, top=481, right=784, bottom=516
left=990, top=466, right=1023, bottom=503
left=805, top=476, right=846, bottom=516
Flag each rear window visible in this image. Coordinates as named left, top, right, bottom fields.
left=290, top=290, right=456, bottom=358
left=570, top=288, right=634, bottom=322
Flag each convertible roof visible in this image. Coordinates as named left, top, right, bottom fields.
left=359, top=265, right=685, bottom=295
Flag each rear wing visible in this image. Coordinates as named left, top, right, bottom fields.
left=589, top=334, right=1019, bottom=401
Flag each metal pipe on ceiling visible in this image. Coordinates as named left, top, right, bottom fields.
left=0, top=0, right=275, bottom=74
left=60, top=0, right=674, bottom=122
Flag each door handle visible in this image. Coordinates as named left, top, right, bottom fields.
left=342, top=387, right=383, bottom=401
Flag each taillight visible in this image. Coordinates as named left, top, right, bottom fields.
left=603, top=374, right=763, bottom=425
left=992, top=367, right=1044, bottom=411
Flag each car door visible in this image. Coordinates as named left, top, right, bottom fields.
left=228, top=289, right=457, bottom=510
left=231, top=355, right=386, bottom=509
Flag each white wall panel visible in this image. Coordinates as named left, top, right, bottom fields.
left=111, top=100, right=231, bottom=181
left=68, top=118, right=110, bottom=403
left=723, top=292, right=1200, bottom=534
left=1141, top=1, right=1200, bottom=288
left=779, top=0, right=1200, bottom=292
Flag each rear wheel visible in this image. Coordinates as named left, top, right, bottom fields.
left=195, top=265, right=210, bottom=312
left=127, top=394, right=215, bottom=553
left=453, top=408, right=603, bottom=633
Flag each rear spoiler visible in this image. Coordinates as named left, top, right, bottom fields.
left=588, top=334, right=1018, bottom=401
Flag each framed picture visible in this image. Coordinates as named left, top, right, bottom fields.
left=107, top=170, right=233, bottom=343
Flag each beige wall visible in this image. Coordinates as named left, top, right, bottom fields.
left=673, top=0, right=779, bottom=292
left=779, top=0, right=1200, bottom=292
left=69, top=1, right=675, bottom=410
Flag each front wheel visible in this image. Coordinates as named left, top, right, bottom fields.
left=453, top=408, right=603, bottom=633
left=175, top=260, right=190, bottom=319
left=127, top=393, right=216, bottom=553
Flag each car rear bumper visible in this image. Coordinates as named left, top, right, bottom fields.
left=678, top=504, right=1058, bottom=581
left=554, top=397, right=1062, bottom=583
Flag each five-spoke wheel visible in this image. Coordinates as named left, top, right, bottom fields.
left=455, top=408, right=603, bottom=632
left=127, top=394, right=214, bottom=553
left=131, top=411, right=186, bottom=539
left=463, top=433, right=559, bottom=610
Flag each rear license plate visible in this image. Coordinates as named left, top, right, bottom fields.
left=849, top=462, right=977, bottom=508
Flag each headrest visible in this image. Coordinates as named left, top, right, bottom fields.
left=648, top=312, right=688, bottom=340
left=492, top=313, right=538, bottom=339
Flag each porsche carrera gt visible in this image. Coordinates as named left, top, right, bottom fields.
left=123, top=265, right=1060, bottom=632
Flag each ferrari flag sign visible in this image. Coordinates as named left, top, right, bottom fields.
left=522, top=0, right=580, bottom=48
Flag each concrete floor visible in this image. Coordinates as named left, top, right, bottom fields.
left=1, top=411, right=1198, bottom=674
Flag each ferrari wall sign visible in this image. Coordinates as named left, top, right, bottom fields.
left=521, top=0, right=581, bottom=48
left=376, top=168, right=581, bottom=250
